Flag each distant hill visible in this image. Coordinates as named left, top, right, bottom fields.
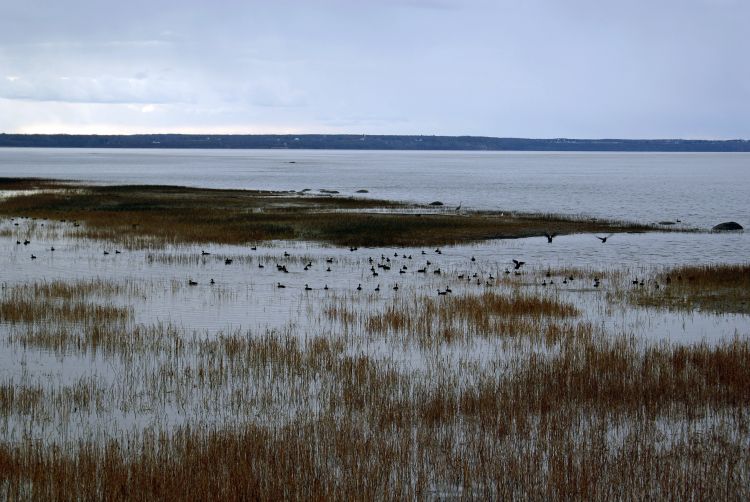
left=1, top=134, right=748, bottom=152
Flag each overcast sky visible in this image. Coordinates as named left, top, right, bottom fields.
left=1, top=0, right=748, bottom=138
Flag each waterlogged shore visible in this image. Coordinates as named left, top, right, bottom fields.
left=0, top=177, right=668, bottom=248
left=0, top=179, right=748, bottom=500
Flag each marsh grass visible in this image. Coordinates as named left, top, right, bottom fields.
left=0, top=181, right=661, bottom=248
left=0, top=195, right=747, bottom=499
left=1, top=331, right=749, bottom=500
left=634, top=263, right=750, bottom=314
left=0, top=280, right=133, bottom=326
left=348, top=290, right=582, bottom=347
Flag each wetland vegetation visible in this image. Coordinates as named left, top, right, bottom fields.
left=0, top=178, right=661, bottom=247
left=0, top=178, right=748, bottom=500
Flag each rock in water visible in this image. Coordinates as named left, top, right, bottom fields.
left=712, top=221, right=743, bottom=231
left=429, top=201, right=444, bottom=206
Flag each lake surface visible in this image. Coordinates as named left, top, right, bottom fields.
left=1, top=148, right=748, bottom=229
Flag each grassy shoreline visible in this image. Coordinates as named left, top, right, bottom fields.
left=0, top=177, right=669, bottom=247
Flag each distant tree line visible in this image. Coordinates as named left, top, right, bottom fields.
left=0, top=134, right=748, bottom=151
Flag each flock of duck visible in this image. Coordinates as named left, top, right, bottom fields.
left=7, top=217, right=667, bottom=295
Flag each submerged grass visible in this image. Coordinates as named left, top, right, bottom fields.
left=0, top=180, right=662, bottom=247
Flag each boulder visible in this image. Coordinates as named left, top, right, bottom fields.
left=712, top=221, right=743, bottom=231
left=356, top=189, right=369, bottom=193
left=429, top=201, right=444, bottom=206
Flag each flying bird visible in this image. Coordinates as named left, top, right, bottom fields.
left=596, top=234, right=613, bottom=243
left=544, top=232, right=557, bottom=243
left=512, top=259, right=525, bottom=270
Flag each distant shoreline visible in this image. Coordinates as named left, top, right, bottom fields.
left=1, top=133, right=749, bottom=152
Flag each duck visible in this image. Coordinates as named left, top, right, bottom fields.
left=188, top=279, right=198, bottom=286
left=277, top=282, right=286, bottom=288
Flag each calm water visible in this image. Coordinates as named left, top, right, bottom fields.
left=1, top=150, right=749, bottom=444
left=1, top=148, right=749, bottom=229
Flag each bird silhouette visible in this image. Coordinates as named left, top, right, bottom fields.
left=596, top=234, right=612, bottom=243
left=544, top=232, right=557, bottom=243
left=512, top=259, right=525, bottom=270
left=277, top=282, right=286, bottom=288
left=188, top=279, right=198, bottom=286
left=201, top=250, right=210, bottom=256
left=455, top=201, right=462, bottom=212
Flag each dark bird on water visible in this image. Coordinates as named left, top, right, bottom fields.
left=201, top=250, right=210, bottom=256
left=225, top=258, right=233, bottom=265
left=544, top=232, right=557, bottom=243
left=188, top=279, right=198, bottom=286
left=596, top=234, right=612, bottom=243
left=305, top=284, right=312, bottom=291
left=356, top=284, right=362, bottom=291
left=30, top=254, right=36, bottom=260
left=277, top=282, right=286, bottom=288
left=512, top=259, right=525, bottom=270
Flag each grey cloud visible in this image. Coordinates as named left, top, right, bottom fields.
left=0, top=0, right=748, bottom=137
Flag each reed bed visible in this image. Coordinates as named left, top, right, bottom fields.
left=0, top=280, right=133, bottom=327
left=633, top=263, right=750, bottom=314
left=326, top=290, right=583, bottom=347
left=0, top=204, right=747, bottom=499
left=0, top=181, right=660, bottom=248
left=0, top=331, right=748, bottom=500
